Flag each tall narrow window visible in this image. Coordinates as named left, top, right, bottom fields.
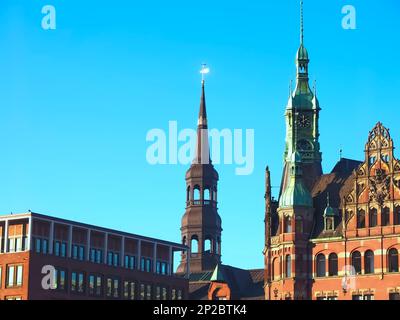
left=382, top=207, right=390, bottom=226
left=395, top=207, right=400, bottom=225
left=193, top=187, right=201, bottom=201
left=203, top=188, right=210, bottom=201
left=61, top=242, right=67, bottom=257
left=296, top=217, right=303, bottom=233
left=369, top=208, right=378, bottom=227
left=388, top=248, right=399, bottom=273
left=7, top=266, right=15, bottom=287
left=316, top=254, right=326, bottom=277
left=284, top=216, right=292, bottom=233
left=106, top=278, right=113, bottom=297
left=191, top=236, right=199, bottom=254
left=357, top=210, right=366, bottom=229
left=71, top=272, right=77, bottom=292
left=351, top=251, right=362, bottom=275
left=364, top=250, right=374, bottom=274
left=272, top=258, right=279, bottom=281
left=328, top=253, right=338, bottom=276
left=285, top=255, right=292, bottom=278
left=204, top=239, right=212, bottom=253
left=54, top=241, right=61, bottom=257
left=89, top=275, right=95, bottom=295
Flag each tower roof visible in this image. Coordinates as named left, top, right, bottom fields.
left=194, top=80, right=211, bottom=165
left=210, top=264, right=226, bottom=283
left=279, top=152, right=313, bottom=208
left=198, top=80, right=207, bottom=128
left=291, top=0, right=315, bottom=110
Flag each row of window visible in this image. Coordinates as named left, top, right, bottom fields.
left=272, top=249, right=400, bottom=280
left=317, top=293, right=400, bottom=300
left=316, top=249, right=399, bottom=277
left=34, top=238, right=169, bottom=275
left=0, top=237, right=28, bottom=253
left=52, top=268, right=183, bottom=300
left=356, top=207, right=400, bottom=228
left=0, top=265, right=24, bottom=288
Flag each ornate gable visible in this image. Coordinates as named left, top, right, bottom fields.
left=343, top=123, right=400, bottom=229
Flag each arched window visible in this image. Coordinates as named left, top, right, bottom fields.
left=357, top=210, right=366, bottom=229
left=285, top=255, right=292, bottom=278
left=182, top=236, right=187, bottom=246
left=203, top=188, right=211, bottom=201
left=204, top=238, right=212, bottom=253
left=388, top=248, right=399, bottom=273
left=369, top=156, right=376, bottom=165
left=193, top=187, right=201, bottom=201
left=328, top=253, right=338, bottom=276
left=369, top=208, right=378, bottom=227
left=213, top=188, right=218, bottom=202
left=364, top=250, right=374, bottom=274
left=284, top=216, right=292, bottom=233
left=272, top=258, right=280, bottom=281
left=191, top=236, right=199, bottom=254
left=186, top=186, right=191, bottom=202
left=316, top=254, right=326, bottom=277
left=382, top=154, right=390, bottom=163
left=295, top=217, right=303, bottom=233
left=216, top=237, right=221, bottom=255
left=395, top=206, right=400, bottom=225
left=351, top=251, right=362, bottom=275
left=382, top=207, right=390, bottom=226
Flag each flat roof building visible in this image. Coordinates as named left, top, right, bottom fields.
left=0, top=212, right=189, bottom=300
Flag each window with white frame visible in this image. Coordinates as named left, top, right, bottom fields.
left=6, top=265, right=23, bottom=288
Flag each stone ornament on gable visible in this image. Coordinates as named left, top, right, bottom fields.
left=369, top=169, right=391, bottom=206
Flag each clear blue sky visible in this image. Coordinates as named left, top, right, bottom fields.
left=0, top=0, right=399, bottom=269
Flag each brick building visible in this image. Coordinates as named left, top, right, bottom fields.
left=0, top=212, right=188, bottom=300
left=264, top=1, right=400, bottom=300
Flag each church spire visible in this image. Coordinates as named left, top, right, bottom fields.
left=195, top=65, right=211, bottom=164
left=177, top=65, right=222, bottom=274
left=198, top=80, right=208, bottom=129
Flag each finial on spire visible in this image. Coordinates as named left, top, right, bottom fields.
left=313, top=79, right=317, bottom=96
left=200, top=63, right=210, bottom=84
left=339, top=148, right=343, bottom=160
left=300, top=0, right=304, bottom=45
left=327, top=192, right=330, bottom=207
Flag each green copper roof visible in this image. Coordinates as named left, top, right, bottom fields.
left=323, top=193, right=338, bottom=217
left=324, top=206, right=336, bottom=217
left=279, top=152, right=313, bottom=208
left=210, top=264, right=226, bottom=283
left=296, top=44, right=309, bottom=61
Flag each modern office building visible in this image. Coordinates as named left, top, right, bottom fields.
left=0, top=212, right=189, bottom=300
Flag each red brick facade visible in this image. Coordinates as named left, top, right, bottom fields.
left=264, top=123, right=400, bottom=300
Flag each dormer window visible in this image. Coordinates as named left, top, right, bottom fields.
left=324, top=193, right=337, bottom=231
left=325, top=217, right=334, bottom=231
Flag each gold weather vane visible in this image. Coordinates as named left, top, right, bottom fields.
left=200, top=63, right=210, bottom=83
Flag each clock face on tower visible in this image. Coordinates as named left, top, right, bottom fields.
left=298, top=114, right=311, bottom=128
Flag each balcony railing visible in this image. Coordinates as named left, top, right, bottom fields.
left=186, top=200, right=217, bottom=207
